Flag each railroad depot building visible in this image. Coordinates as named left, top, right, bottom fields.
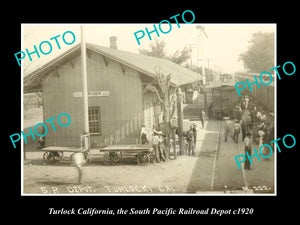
left=24, top=40, right=199, bottom=148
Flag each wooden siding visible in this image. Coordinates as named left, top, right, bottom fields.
left=86, top=51, right=144, bottom=146
left=42, top=55, right=84, bottom=147
left=142, top=91, right=157, bottom=142
left=42, top=51, right=145, bottom=147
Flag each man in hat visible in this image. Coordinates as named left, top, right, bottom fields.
left=186, top=125, right=195, bottom=156
left=152, top=130, right=166, bottom=162
left=233, top=119, right=241, bottom=144
left=152, top=131, right=161, bottom=163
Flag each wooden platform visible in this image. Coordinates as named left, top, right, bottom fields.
left=99, top=144, right=152, bottom=152
left=41, top=146, right=86, bottom=152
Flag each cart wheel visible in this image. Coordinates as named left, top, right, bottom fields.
left=70, top=153, right=75, bottom=162
left=103, top=152, right=121, bottom=165
left=149, top=152, right=155, bottom=163
left=43, top=152, right=50, bottom=161
left=58, top=151, right=64, bottom=160
left=43, top=152, right=57, bottom=164
left=137, top=152, right=150, bottom=165
left=52, top=151, right=61, bottom=162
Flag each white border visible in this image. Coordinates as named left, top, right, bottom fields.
left=21, top=23, right=277, bottom=196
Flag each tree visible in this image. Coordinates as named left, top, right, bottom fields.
left=239, top=32, right=274, bottom=73
left=144, top=67, right=178, bottom=159
left=139, top=39, right=191, bottom=65
left=169, top=47, right=192, bottom=65
left=145, top=67, right=177, bottom=123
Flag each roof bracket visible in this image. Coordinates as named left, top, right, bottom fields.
left=53, top=68, right=60, bottom=78
left=120, top=64, right=125, bottom=75
left=87, top=50, right=92, bottom=59
left=68, top=59, right=75, bottom=69
left=103, top=56, right=109, bottom=67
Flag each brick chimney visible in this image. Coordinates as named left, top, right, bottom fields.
left=109, top=36, right=117, bottom=49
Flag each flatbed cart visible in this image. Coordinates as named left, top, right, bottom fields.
left=41, top=134, right=91, bottom=164
left=99, top=144, right=153, bottom=165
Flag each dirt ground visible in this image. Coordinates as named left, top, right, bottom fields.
left=23, top=120, right=275, bottom=195
left=24, top=152, right=201, bottom=194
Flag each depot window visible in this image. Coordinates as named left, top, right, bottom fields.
left=88, top=107, right=101, bottom=134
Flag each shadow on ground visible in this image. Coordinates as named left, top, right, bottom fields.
left=186, top=120, right=221, bottom=193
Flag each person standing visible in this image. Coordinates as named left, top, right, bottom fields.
left=232, top=106, right=240, bottom=121
left=251, top=106, right=258, bottom=127
left=244, top=95, right=250, bottom=109
left=140, top=124, right=148, bottom=144
left=192, top=123, right=197, bottom=148
left=224, top=117, right=232, bottom=142
left=72, top=152, right=86, bottom=184
left=233, top=119, right=241, bottom=144
left=158, top=132, right=166, bottom=161
left=258, top=128, right=269, bottom=158
left=244, top=133, right=252, bottom=170
left=241, top=120, right=247, bottom=141
left=199, top=109, right=204, bottom=128
left=152, top=132, right=161, bottom=163
left=186, top=126, right=195, bottom=156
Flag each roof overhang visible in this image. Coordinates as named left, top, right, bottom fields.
left=24, top=43, right=199, bottom=93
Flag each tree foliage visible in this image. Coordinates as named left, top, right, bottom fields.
left=239, top=32, right=274, bottom=73
left=144, top=67, right=179, bottom=122
left=139, top=39, right=191, bottom=65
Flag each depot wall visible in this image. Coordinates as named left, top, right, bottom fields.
left=42, top=50, right=145, bottom=147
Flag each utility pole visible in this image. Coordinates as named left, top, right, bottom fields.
left=196, top=25, right=208, bottom=110
left=81, top=26, right=89, bottom=134
left=185, top=44, right=197, bottom=68
left=200, top=30, right=206, bottom=86
left=177, top=87, right=185, bottom=156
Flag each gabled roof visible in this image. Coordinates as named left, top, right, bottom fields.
left=24, top=42, right=201, bottom=92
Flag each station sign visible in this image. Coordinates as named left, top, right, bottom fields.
left=73, top=91, right=110, bottom=98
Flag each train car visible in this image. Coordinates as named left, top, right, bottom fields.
left=235, top=73, right=275, bottom=112
left=208, top=74, right=239, bottom=119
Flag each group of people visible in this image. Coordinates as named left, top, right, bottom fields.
left=141, top=108, right=207, bottom=160
left=141, top=121, right=201, bottom=161
left=141, top=124, right=167, bottom=163
left=224, top=94, right=274, bottom=170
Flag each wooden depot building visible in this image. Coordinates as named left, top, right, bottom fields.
left=24, top=38, right=199, bottom=148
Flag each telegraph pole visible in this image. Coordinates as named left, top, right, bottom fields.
left=81, top=26, right=89, bottom=134
left=177, top=88, right=185, bottom=156
left=196, top=25, right=208, bottom=110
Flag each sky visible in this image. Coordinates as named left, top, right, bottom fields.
left=22, top=24, right=276, bottom=75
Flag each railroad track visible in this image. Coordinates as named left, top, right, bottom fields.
left=210, top=121, right=222, bottom=191
left=210, top=120, right=250, bottom=192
